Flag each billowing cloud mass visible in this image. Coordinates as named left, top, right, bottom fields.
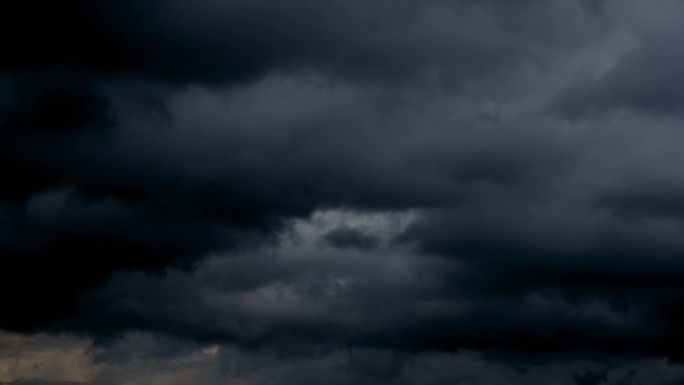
left=4, top=0, right=684, bottom=383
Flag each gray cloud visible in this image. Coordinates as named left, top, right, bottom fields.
left=5, top=0, right=684, bottom=383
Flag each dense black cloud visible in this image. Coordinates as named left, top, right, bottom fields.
left=5, top=0, right=684, bottom=383
left=573, top=369, right=608, bottom=385
left=0, top=0, right=551, bottom=86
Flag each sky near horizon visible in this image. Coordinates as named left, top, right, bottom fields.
left=3, top=1, right=684, bottom=384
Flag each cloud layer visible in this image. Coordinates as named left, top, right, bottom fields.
left=4, top=0, right=684, bottom=383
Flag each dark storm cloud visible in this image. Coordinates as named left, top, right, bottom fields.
left=322, top=227, right=380, bottom=251
left=0, top=69, right=114, bottom=206
left=0, top=187, right=276, bottom=330
left=2, top=69, right=109, bottom=135
left=573, top=370, right=608, bottom=385
left=6, top=0, right=684, bottom=383
left=57, top=212, right=674, bottom=359
left=0, top=70, right=574, bottom=333
left=0, top=0, right=563, bottom=85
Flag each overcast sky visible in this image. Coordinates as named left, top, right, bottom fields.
left=4, top=0, right=684, bottom=384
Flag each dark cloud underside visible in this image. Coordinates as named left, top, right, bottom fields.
left=4, top=0, right=684, bottom=384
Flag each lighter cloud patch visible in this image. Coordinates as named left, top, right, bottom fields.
left=0, top=332, right=99, bottom=383
left=285, top=208, right=419, bottom=249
